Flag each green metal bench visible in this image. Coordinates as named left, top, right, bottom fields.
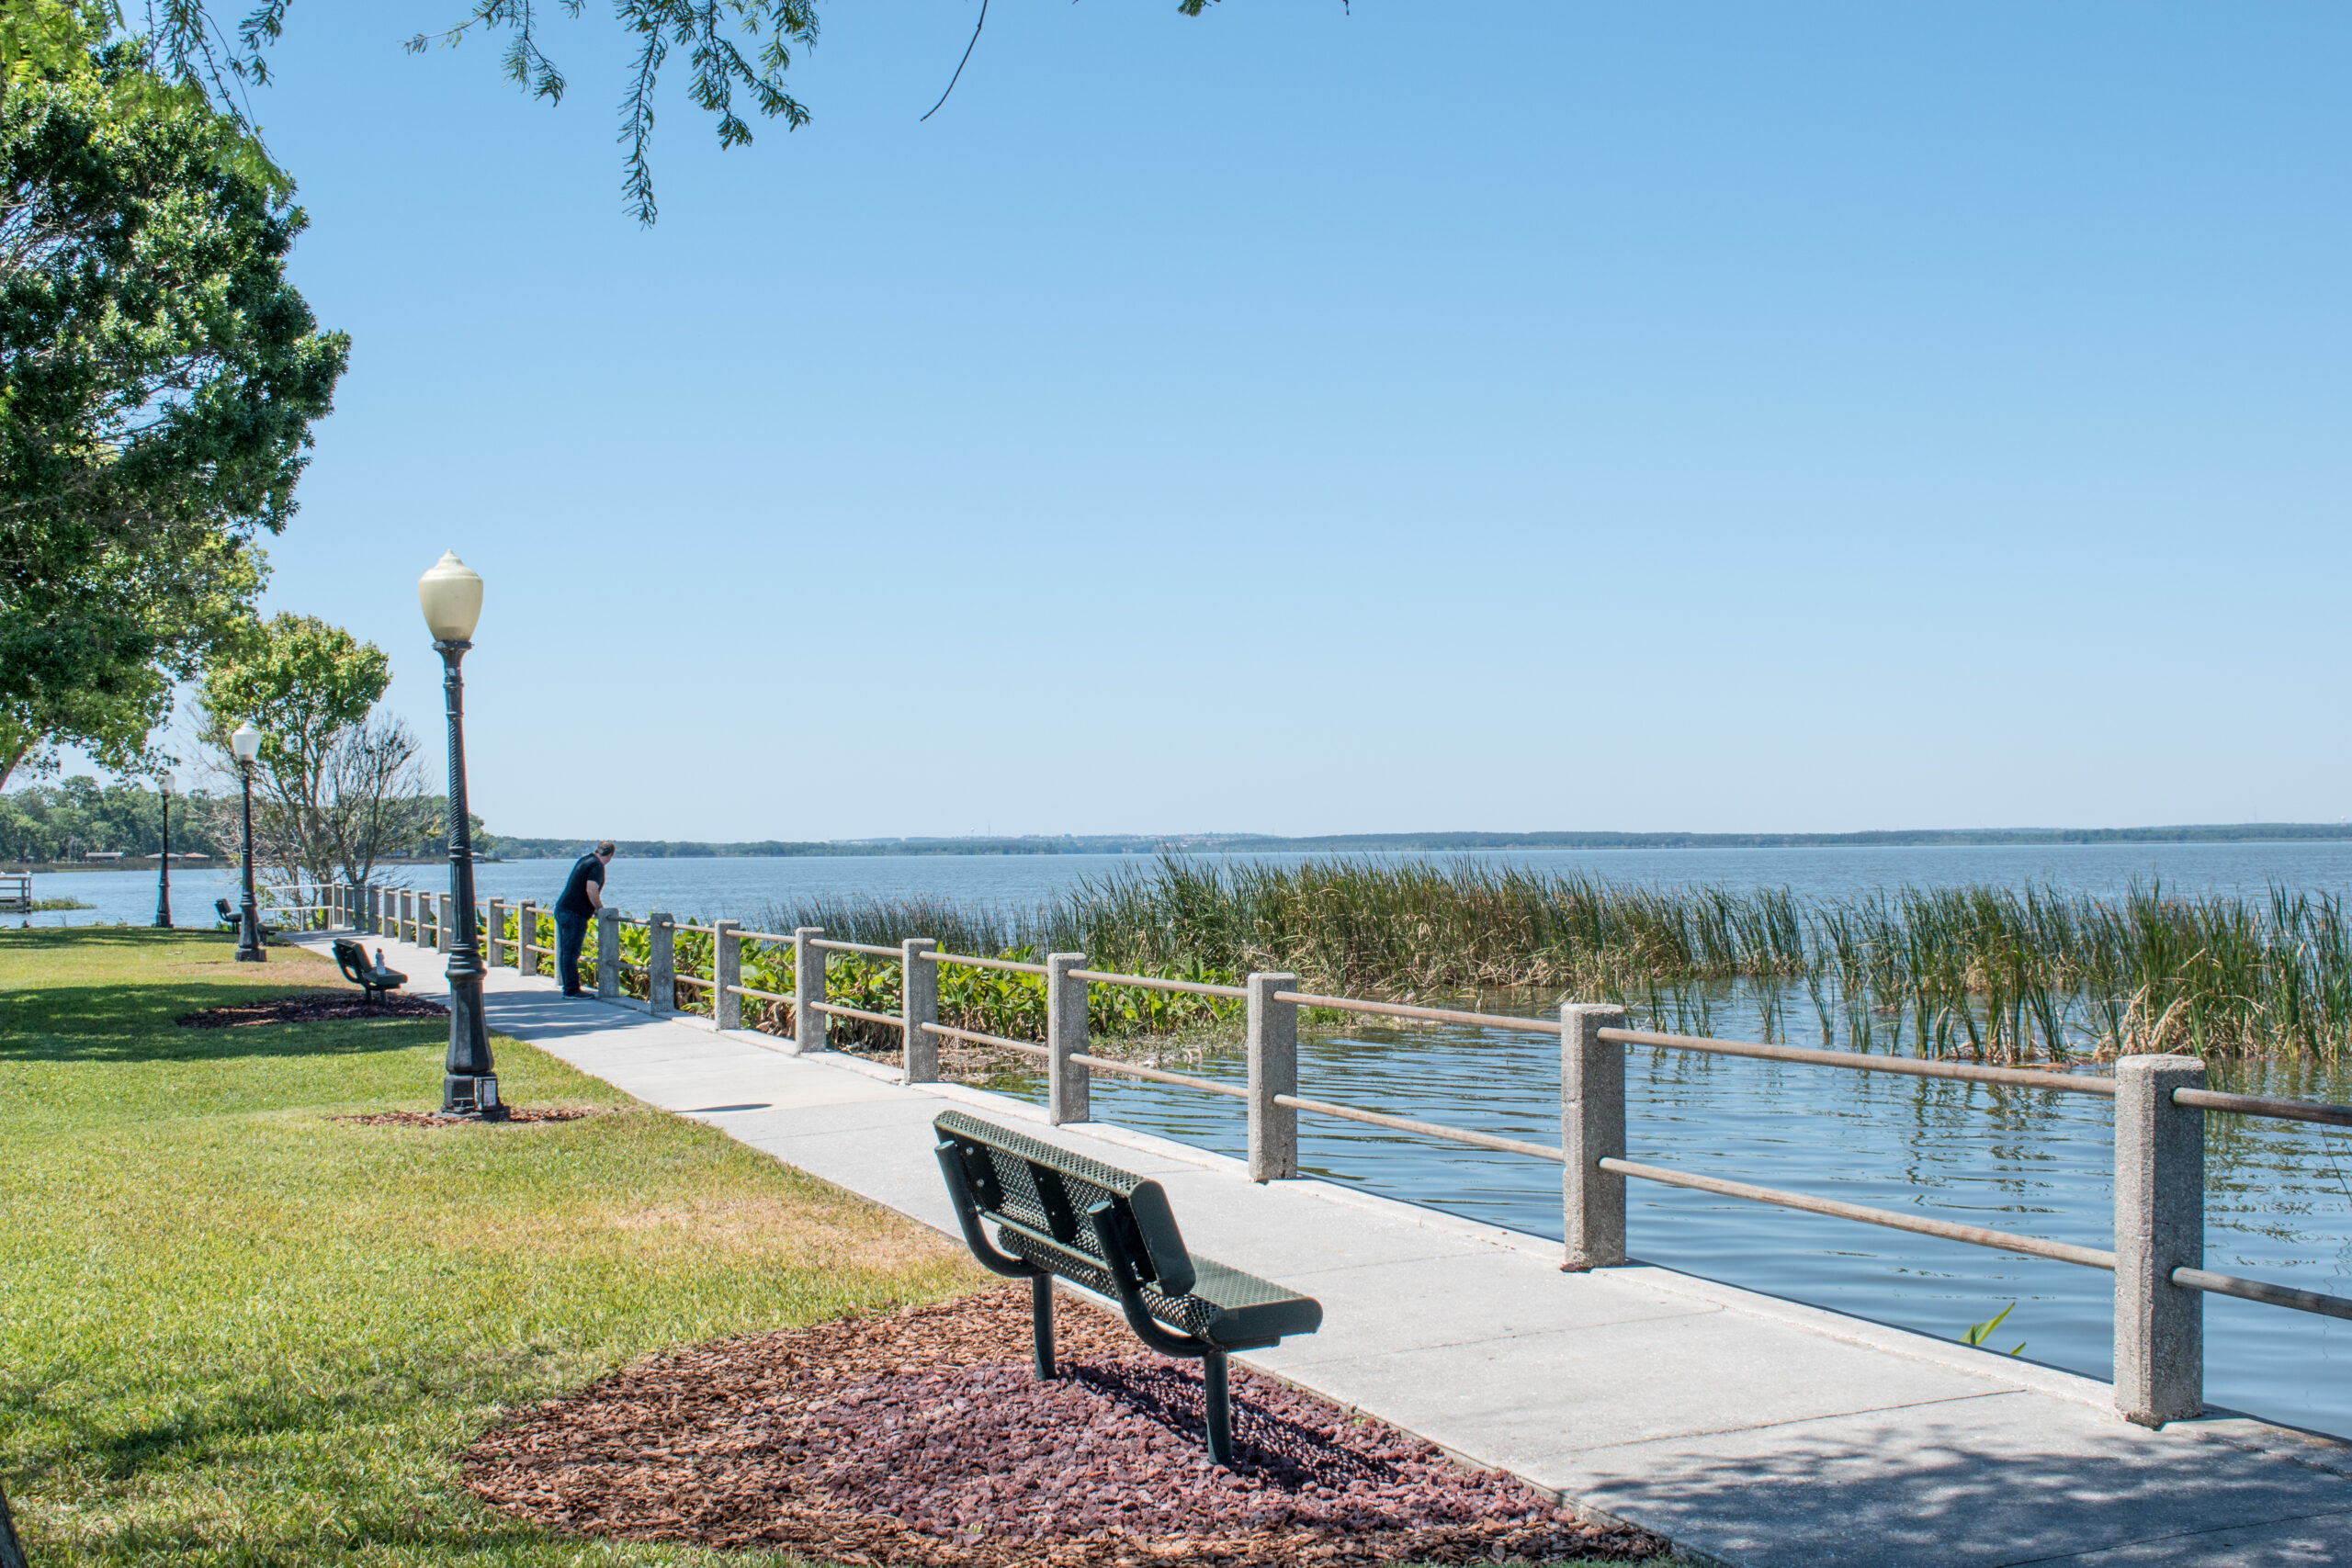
left=331, top=938, right=407, bottom=1004
left=932, top=1109, right=1323, bottom=1466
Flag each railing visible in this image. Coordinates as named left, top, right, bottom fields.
left=342, top=884, right=2352, bottom=1429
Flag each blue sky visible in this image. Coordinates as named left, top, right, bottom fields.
left=134, top=2, right=2350, bottom=841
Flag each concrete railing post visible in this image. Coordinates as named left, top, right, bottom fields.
left=517, top=901, right=537, bottom=977
left=1563, top=1002, right=1630, bottom=1271
left=595, top=908, right=619, bottom=999
left=1046, top=953, right=1090, bottom=1125
left=903, top=938, right=939, bottom=1082
left=402, top=889, right=417, bottom=943
left=486, top=897, right=505, bottom=967
left=715, top=920, right=742, bottom=1030
left=792, top=928, right=825, bottom=1055
left=649, top=912, right=676, bottom=1017
left=436, top=893, right=454, bottom=954
left=2116, top=1053, right=2206, bottom=1427
left=1248, top=973, right=1300, bottom=1181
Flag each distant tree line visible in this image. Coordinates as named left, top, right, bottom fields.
left=0, top=776, right=227, bottom=863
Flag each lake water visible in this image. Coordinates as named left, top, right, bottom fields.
left=23, top=841, right=2352, bottom=1438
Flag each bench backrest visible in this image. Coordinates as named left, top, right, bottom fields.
left=331, top=938, right=369, bottom=982
left=933, top=1110, right=1197, bottom=1296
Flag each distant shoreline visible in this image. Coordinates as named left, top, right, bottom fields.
left=17, top=823, right=2350, bottom=873
left=481, top=824, right=2352, bottom=861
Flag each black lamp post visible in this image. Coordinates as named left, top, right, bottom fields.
left=153, top=772, right=175, bottom=929
left=420, top=550, right=503, bottom=1120
left=231, top=724, right=265, bottom=962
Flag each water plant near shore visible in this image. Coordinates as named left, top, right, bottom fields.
left=741, top=860, right=2352, bottom=1063
left=476, top=858, right=2352, bottom=1063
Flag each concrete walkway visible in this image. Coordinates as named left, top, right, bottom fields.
left=300, top=931, right=2352, bottom=1567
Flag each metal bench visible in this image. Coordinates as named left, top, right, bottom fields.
left=932, top=1110, right=1323, bottom=1465
left=215, top=897, right=277, bottom=940
left=332, top=938, right=408, bottom=1004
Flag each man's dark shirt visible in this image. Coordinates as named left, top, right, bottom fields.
left=556, top=852, right=605, bottom=917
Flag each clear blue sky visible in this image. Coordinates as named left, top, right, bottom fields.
left=149, top=2, right=2352, bottom=841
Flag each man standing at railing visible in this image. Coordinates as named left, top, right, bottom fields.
left=555, top=841, right=615, bottom=997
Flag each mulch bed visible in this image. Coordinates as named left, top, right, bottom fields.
left=464, top=1283, right=1662, bottom=1566
left=175, top=992, right=448, bottom=1028
left=335, top=1108, right=594, bottom=1127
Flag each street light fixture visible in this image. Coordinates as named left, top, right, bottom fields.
left=230, top=724, right=264, bottom=962
left=153, top=772, right=175, bottom=929
left=419, top=550, right=503, bottom=1120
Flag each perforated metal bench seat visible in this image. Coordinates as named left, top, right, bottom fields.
left=1001, top=1226, right=1323, bottom=1348
left=932, top=1109, right=1323, bottom=1465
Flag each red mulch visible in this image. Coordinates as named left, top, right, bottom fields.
left=175, top=992, right=447, bottom=1028
left=463, top=1284, right=1663, bottom=1566
left=334, top=1108, right=594, bottom=1127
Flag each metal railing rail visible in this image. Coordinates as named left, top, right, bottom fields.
left=1603, top=1025, right=2118, bottom=1097
left=1276, top=1093, right=1561, bottom=1160
left=1071, top=969, right=1250, bottom=1001
left=922, top=1021, right=1046, bottom=1057
left=1597, top=1156, right=2120, bottom=1271
left=1274, top=990, right=1562, bottom=1034
left=811, top=938, right=902, bottom=958
left=2173, top=1087, right=2352, bottom=1129
left=1072, top=1053, right=1249, bottom=1100
left=811, top=999, right=901, bottom=1029
left=920, top=950, right=1049, bottom=976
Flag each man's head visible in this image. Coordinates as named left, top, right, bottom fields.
left=596, top=840, right=616, bottom=862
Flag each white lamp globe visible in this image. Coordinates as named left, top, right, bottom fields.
left=231, top=722, right=261, bottom=763
left=418, top=551, right=485, bottom=643
left=158, top=772, right=175, bottom=794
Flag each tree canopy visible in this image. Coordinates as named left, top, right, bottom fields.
left=198, top=611, right=438, bottom=886
left=0, top=3, right=346, bottom=777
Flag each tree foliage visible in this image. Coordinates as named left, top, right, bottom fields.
left=0, top=770, right=227, bottom=860
left=198, top=613, right=433, bottom=888
left=146, top=0, right=1224, bottom=224
left=0, top=3, right=346, bottom=771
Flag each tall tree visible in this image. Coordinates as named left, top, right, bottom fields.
left=199, top=613, right=433, bottom=891
left=0, top=2, right=346, bottom=773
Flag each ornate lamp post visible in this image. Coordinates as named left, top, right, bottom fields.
left=419, top=551, right=504, bottom=1120
left=231, top=724, right=265, bottom=961
left=153, top=772, right=175, bottom=929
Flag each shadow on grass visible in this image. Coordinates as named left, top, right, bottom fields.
left=4, top=982, right=442, bottom=1064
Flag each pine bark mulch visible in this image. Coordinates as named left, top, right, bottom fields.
left=464, top=1283, right=1664, bottom=1566
left=334, top=1108, right=594, bottom=1127
left=175, top=993, right=448, bottom=1028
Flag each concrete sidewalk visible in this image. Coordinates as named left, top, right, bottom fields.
left=300, top=931, right=2352, bottom=1567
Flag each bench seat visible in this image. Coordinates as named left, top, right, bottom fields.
left=933, top=1109, right=1323, bottom=1466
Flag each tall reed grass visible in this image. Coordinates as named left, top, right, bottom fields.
left=750, top=859, right=2352, bottom=1063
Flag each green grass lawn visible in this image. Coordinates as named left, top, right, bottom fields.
left=0, top=927, right=1668, bottom=1568
left=0, top=927, right=980, bottom=1566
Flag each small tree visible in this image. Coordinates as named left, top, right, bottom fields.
left=199, top=613, right=433, bottom=896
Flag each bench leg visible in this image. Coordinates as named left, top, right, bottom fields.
left=1203, top=1351, right=1232, bottom=1467
left=1031, top=1274, right=1056, bottom=1380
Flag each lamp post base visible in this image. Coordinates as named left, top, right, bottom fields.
left=440, top=1073, right=510, bottom=1122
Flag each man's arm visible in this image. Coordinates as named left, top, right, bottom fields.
left=585, top=875, right=604, bottom=913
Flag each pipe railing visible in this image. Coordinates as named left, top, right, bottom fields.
left=343, top=879, right=2352, bottom=1428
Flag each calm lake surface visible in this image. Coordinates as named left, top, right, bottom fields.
left=28, top=840, right=2352, bottom=1438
